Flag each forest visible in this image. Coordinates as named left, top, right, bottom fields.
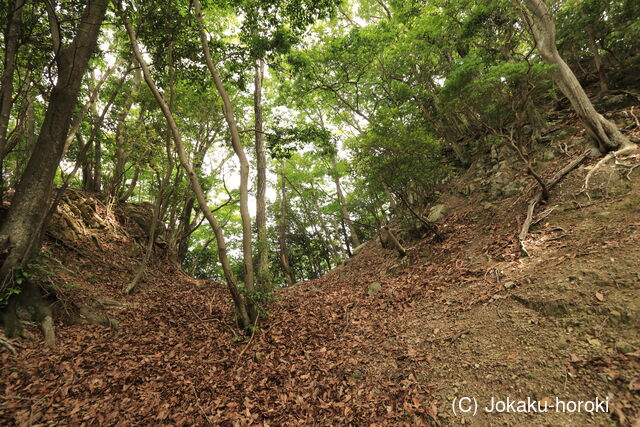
left=0, top=0, right=639, bottom=425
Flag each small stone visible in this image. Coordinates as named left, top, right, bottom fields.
left=615, top=341, right=635, bottom=354
left=367, top=282, right=382, bottom=296
left=503, top=281, right=516, bottom=290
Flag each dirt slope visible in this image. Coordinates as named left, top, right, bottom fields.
left=1, top=117, right=640, bottom=425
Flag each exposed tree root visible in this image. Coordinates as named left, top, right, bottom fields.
left=584, top=144, right=638, bottom=195
left=0, top=335, right=23, bottom=354
left=519, top=150, right=591, bottom=256
left=380, top=226, right=407, bottom=257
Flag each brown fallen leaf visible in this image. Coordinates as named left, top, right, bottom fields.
left=595, top=291, right=605, bottom=302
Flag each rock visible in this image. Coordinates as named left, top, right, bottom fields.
left=502, top=182, right=524, bottom=198
left=503, top=281, right=516, bottom=290
left=427, top=204, right=448, bottom=223
left=615, top=341, right=635, bottom=354
left=587, top=338, right=602, bottom=347
left=121, top=202, right=165, bottom=237
left=367, top=282, right=382, bottom=296
left=348, top=369, right=364, bottom=383
left=596, top=93, right=635, bottom=111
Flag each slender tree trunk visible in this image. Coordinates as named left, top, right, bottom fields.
left=81, top=73, right=125, bottom=192
left=194, top=0, right=255, bottom=305
left=177, top=196, right=195, bottom=262
left=63, top=59, right=122, bottom=156
left=119, top=166, right=139, bottom=202
left=110, top=64, right=141, bottom=199
left=580, top=10, right=607, bottom=95
left=0, top=0, right=109, bottom=338
left=0, top=0, right=25, bottom=190
left=123, top=15, right=253, bottom=328
left=253, top=58, right=270, bottom=291
left=126, top=141, right=173, bottom=295
left=331, top=155, right=360, bottom=249
left=278, top=160, right=295, bottom=286
left=382, top=182, right=397, bottom=214
left=517, top=0, right=632, bottom=153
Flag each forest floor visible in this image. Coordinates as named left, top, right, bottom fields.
left=1, top=112, right=640, bottom=426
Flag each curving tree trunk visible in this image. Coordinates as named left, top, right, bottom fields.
left=110, top=63, right=142, bottom=200
left=194, top=0, right=255, bottom=305
left=516, top=0, right=632, bottom=154
left=123, top=14, right=254, bottom=328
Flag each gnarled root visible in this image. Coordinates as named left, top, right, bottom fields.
left=0, top=335, right=25, bottom=354
left=584, top=144, right=638, bottom=194
left=519, top=150, right=590, bottom=256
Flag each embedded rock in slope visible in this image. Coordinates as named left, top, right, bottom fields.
left=427, top=204, right=448, bottom=223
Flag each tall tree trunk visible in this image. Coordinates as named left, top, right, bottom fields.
left=81, top=73, right=125, bottom=192
left=580, top=9, right=607, bottom=95
left=382, top=182, right=397, bottom=214
left=278, top=160, right=295, bottom=286
left=126, top=140, right=173, bottom=295
left=119, top=166, right=139, bottom=203
left=516, top=0, right=632, bottom=153
left=194, top=0, right=255, bottom=302
left=123, top=14, right=253, bottom=328
left=0, top=0, right=109, bottom=338
left=331, top=155, right=360, bottom=249
left=177, top=195, right=195, bottom=262
left=253, top=58, right=270, bottom=291
left=110, top=64, right=141, bottom=199
left=0, top=0, right=25, bottom=191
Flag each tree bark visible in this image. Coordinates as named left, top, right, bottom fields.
left=194, top=0, right=255, bottom=302
left=126, top=142, right=173, bottom=295
left=580, top=9, right=607, bottom=95
left=253, top=58, right=270, bottom=291
left=110, top=64, right=141, bottom=199
left=119, top=166, right=140, bottom=202
left=123, top=14, right=253, bottom=328
left=331, top=155, right=360, bottom=249
left=0, top=0, right=25, bottom=189
left=380, top=225, right=406, bottom=257
left=278, top=160, right=295, bottom=286
left=0, top=0, right=109, bottom=337
left=517, top=0, right=632, bottom=153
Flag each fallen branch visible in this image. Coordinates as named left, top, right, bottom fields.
left=519, top=150, right=590, bottom=256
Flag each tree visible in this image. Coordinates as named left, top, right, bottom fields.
left=515, top=0, right=634, bottom=154
left=0, top=0, right=109, bottom=342
left=0, top=0, right=25, bottom=190
left=122, top=9, right=256, bottom=328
